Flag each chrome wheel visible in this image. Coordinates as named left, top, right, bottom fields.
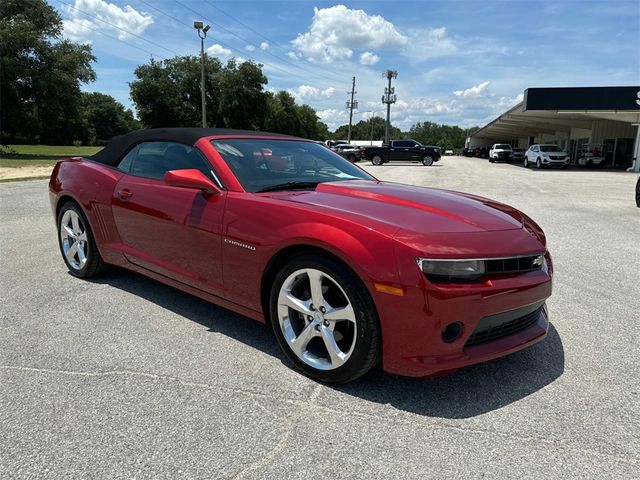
left=276, top=268, right=357, bottom=371
left=371, top=155, right=383, bottom=166
left=422, top=155, right=434, bottom=166
left=59, top=210, right=88, bottom=270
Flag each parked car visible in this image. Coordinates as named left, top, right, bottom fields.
left=512, top=148, right=525, bottom=162
left=361, top=139, right=441, bottom=166
left=577, top=144, right=606, bottom=167
left=326, top=139, right=349, bottom=148
left=460, top=147, right=474, bottom=157
left=50, top=128, right=552, bottom=383
left=332, top=143, right=363, bottom=162
left=489, top=144, right=513, bottom=163
left=524, top=144, right=570, bottom=169
left=444, top=149, right=454, bottom=156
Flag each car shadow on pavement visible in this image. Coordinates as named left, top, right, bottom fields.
left=89, top=268, right=564, bottom=419
left=87, top=268, right=284, bottom=359
left=332, top=323, right=564, bottom=419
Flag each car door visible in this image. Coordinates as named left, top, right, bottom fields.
left=407, top=141, right=423, bottom=161
left=391, top=141, right=411, bottom=162
left=111, top=141, right=226, bottom=296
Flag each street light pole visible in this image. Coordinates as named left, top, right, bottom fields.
left=194, top=21, right=210, bottom=128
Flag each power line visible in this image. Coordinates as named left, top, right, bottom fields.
left=55, top=0, right=182, bottom=57
left=136, top=0, right=338, bottom=90
left=170, top=0, right=343, bottom=90
left=57, top=9, right=161, bottom=59
left=201, top=0, right=347, bottom=85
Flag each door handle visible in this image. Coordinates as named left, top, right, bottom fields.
left=117, top=189, right=133, bottom=201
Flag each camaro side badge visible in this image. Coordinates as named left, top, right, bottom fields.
left=224, top=238, right=256, bottom=251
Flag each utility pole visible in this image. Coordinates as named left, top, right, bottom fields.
left=194, top=21, right=211, bottom=128
left=381, top=70, right=398, bottom=144
left=346, top=76, right=358, bottom=143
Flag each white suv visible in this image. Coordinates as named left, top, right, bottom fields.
left=524, top=144, right=570, bottom=169
left=489, top=144, right=513, bottom=163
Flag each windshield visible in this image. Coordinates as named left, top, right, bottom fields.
left=211, top=139, right=374, bottom=193
left=540, top=145, right=562, bottom=152
left=495, top=144, right=511, bottom=149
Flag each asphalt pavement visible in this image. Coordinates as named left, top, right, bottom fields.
left=1, top=157, right=639, bottom=479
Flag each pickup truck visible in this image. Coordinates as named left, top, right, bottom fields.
left=361, top=139, right=441, bottom=166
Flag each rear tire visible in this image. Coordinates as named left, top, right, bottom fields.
left=269, top=254, right=381, bottom=384
left=348, top=154, right=356, bottom=163
left=422, top=155, right=434, bottom=166
left=57, top=201, right=105, bottom=278
left=371, top=155, right=383, bottom=166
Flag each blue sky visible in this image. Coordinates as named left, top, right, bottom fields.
left=52, top=0, right=640, bottom=130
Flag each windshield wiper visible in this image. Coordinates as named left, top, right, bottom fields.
left=255, top=181, right=321, bottom=193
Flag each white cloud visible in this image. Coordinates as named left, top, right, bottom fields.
left=454, top=81, right=491, bottom=98
left=62, top=0, right=153, bottom=41
left=260, top=41, right=270, bottom=50
left=317, top=108, right=349, bottom=127
left=287, top=51, right=300, bottom=60
left=245, top=45, right=256, bottom=52
left=404, top=27, right=457, bottom=61
left=62, top=18, right=94, bottom=43
left=208, top=44, right=232, bottom=56
left=359, top=51, right=380, bottom=65
left=289, top=85, right=336, bottom=101
left=292, top=5, right=407, bottom=63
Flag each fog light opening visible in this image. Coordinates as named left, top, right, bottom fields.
left=442, top=322, right=463, bottom=343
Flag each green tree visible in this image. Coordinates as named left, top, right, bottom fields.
left=78, top=92, right=140, bottom=145
left=130, top=56, right=271, bottom=129
left=0, top=0, right=96, bottom=144
left=333, top=117, right=401, bottom=142
left=261, top=91, right=328, bottom=139
left=130, top=56, right=223, bottom=128
left=217, top=59, right=268, bottom=129
left=408, top=122, right=479, bottom=149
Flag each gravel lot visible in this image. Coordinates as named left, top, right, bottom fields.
left=1, top=157, right=639, bottom=479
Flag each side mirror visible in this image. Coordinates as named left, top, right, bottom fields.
left=164, top=169, right=221, bottom=196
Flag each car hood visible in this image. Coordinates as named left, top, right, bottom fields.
left=540, top=151, right=568, bottom=156
left=277, top=180, right=524, bottom=235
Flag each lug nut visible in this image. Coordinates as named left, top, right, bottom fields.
left=324, top=321, right=329, bottom=326
left=308, top=316, right=313, bottom=322
left=310, top=304, right=315, bottom=311
left=315, top=325, right=321, bottom=332
left=319, top=306, right=326, bottom=313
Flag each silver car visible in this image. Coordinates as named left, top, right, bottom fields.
left=524, top=144, right=570, bottom=169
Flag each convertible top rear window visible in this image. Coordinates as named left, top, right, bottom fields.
left=211, top=139, right=374, bottom=193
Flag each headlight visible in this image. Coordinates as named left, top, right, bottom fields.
left=417, top=258, right=485, bottom=283
left=564, top=156, right=570, bottom=160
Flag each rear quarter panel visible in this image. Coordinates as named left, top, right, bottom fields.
left=50, top=158, right=125, bottom=265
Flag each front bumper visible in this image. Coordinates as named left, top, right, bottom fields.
left=541, top=157, right=569, bottom=166
left=375, top=262, right=552, bottom=377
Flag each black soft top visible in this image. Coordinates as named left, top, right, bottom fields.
left=89, top=128, right=296, bottom=166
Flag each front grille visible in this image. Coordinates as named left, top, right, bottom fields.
left=550, top=155, right=566, bottom=160
left=465, top=306, right=542, bottom=347
left=485, top=255, right=542, bottom=275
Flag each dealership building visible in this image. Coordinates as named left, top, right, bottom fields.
left=467, top=86, right=640, bottom=171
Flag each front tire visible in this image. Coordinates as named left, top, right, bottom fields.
left=269, top=254, right=381, bottom=383
left=422, top=155, right=434, bottom=166
left=371, top=155, right=383, bottom=166
left=536, top=158, right=542, bottom=169
left=57, top=201, right=105, bottom=278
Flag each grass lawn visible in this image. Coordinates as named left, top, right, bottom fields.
left=0, top=144, right=102, bottom=167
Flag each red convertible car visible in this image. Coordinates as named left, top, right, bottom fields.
left=50, top=128, right=553, bottom=383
